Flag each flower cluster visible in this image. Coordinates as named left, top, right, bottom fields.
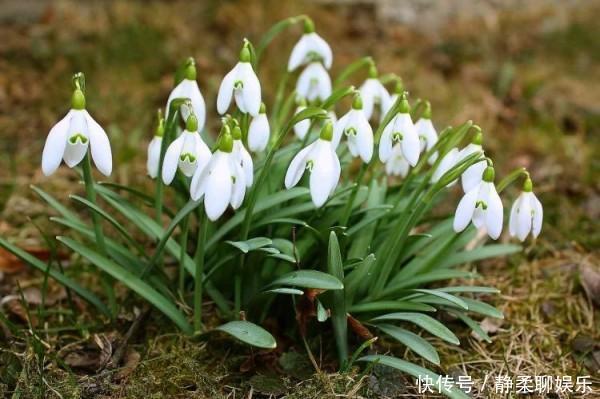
left=41, top=18, right=543, bottom=247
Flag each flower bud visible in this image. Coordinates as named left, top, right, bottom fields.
left=71, top=89, right=86, bottom=110
left=239, top=44, right=251, bottom=63
left=186, top=114, right=198, bottom=132
left=523, top=177, right=533, bottom=192
left=398, top=92, right=410, bottom=114
left=483, top=166, right=495, bottom=183
left=184, top=58, right=197, bottom=80
left=219, top=126, right=233, bottom=153
left=320, top=121, right=334, bottom=141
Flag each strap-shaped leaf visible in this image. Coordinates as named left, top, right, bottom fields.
left=57, top=236, right=193, bottom=334
left=349, top=301, right=436, bottom=313
left=371, top=312, right=459, bottom=345
left=376, top=324, right=440, bottom=365
left=438, top=286, right=500, bottom=294
left=438, top=244, right=521, bottom=269
left=327, top=232, right=348, bottom=362
left=446, top=309, right=492, bottom=343
left=31, top=185, right=78, bottom=220
left=0, top=237, right=110, bottom=317
left=358, top=355, right=470, bottom=399
left=409, top=289, right=469, bottom=310
left=269, top=270, right=343, bottom=290
left=215, top=321, right=276, bottom=349
left=461, top=298, right=504, bottom=319
left=263, top=288, right=304, bottom=295
left=226, top=237, right=273, bottom=254
left=381, top=270, right=477, bottom=297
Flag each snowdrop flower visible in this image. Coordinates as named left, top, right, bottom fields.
left=285, top=121, right=341, bottom=207
left=231, top=126, right=253, bottom=188
left=296, top=62, right=332, bottom=102
left=333, top=94, right=373, bottom=162
left=288, top=18, right=332, bottom=71
left=165, top=58, right=206, bottom=130
left=458, top=131, right=486, bottom=193
left=41, top=88, right=112, bottom=176
left=385, top=145, right=410, bottom=177
left=431, top=148, right=460, bottom=186
left=509, top=178, right=543, bottom=241
left=217, top=42, right=262, bottom=116
left=161, top=114, right=211, bottom=185
left=359, top=64, right=391, bottom=121
left=454, top=166, right=503, bottom=239
left=414, top=102, right=438, bottom=164
left=378, top=94, right=420, bottom=167
left=190, top=128, right=246, bottom=221
left=247, top=103, right=270, bottom=152
left=146, top=114, right=165, bottom=179
left=293, top=99, right=311, bottom=140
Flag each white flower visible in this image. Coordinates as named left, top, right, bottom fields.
left=288, top=29, right=332, bottom=71
left=165, top=78, right=206, bottom=132
left=378, top=97, right=420, bottom=167
left=453, top=167, right=503, bottom=239
left=284, top=122, right=340, bottom=207
left=247, top=103, right=270, bottom=152
left=359, top=77, right=391, bottom=121
left=293, top=105, right=311, bottom=140
left=414, top=116, right=438, bottom=164
left=217, top=45, right=261, bottom=116
left=333, top=95, right=373, bottom=163
left=296, top=62, right=332, bottom=102
left=431, top=148, right=459, bottom=186
left=190, top=133, right=246, bottom=221
left=231, top=127, right=254, bottom=188
left=146, top=136, right=162, bottom=179
left=457, top=133, right=486, bottom=192
left=385, top=145, right=410, bottom=177
left=161, top=115, right=211, bottom=185
left=509, top=182, right=542, bottom=241
left=41, top=90, right=112, bottom=176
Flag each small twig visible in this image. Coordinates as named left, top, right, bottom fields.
left=106, top=306, right=150, bottom=370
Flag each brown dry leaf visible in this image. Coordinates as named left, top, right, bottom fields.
left=348, top=314, right=374, bottom=340
left=580, top=263, right=600, bottom=307
left=113, top=349, right=141, bottom=381
left=1, top=299, right=38, bottom=326
left=479, top=317, right=504, bottom=335
left=0, top=247, right=24, bottom=273
left=60, top=334, right=113, bottom=373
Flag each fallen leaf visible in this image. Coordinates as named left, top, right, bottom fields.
left=480, top=317, right=503, bottom=334
left=347, top=314, right=374, bottom=340
left=0, top=248, right=24, bottom=273
left=113, top=349, right=141, bottom=381
left=60, top=334, right=113, bottom=372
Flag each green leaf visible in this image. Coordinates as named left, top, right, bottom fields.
left=327, top=231, right=348, bottom=362
left=151, top=199, right=200, bottom=262
left=410, top=289, right=469, bottom=310
left=264, top=288, right=304, bottom=296
left=226, top=237, right=273, bottom=254
left=316, top=299, right=328, bottom=322
left=357, top=355, right=470, bottom=399
left=382, top=270, right=477, bottom=296
left=215, top=321, right=276, bottom=349
left=270, top=270, right=343, bottom=290
left=344, top=254, right=376, bottom=304
left=446, top=309, right=492, bottom=343
left=349, top=301, right=436, bottom=313
left=461, top=298, right=504, bottom=319
left=57, top=236, right=193, bottom=334
left=371, top=312, right=459, bottom=345
left=438, top=286, right=500, bottom=294
left=376, top=324, right=440, bottom=365
left=31, top=185, right=78, bottom=220
left=0, top=237, right=110, bottom=317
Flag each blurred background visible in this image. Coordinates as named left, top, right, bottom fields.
left=0, top=0, right=598, bottom=397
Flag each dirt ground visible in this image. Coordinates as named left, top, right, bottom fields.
left=0, top=0, right=598, bottom=398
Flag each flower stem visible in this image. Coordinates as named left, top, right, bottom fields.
left=193, top=208, right=207, bottom=332
left=81, top=152, right=116, bottom=316
left=340, top=163, right=368, bottom=227
left=178, top=215, right=190, bottom=295
left=155, top=111, right=179, bottom=224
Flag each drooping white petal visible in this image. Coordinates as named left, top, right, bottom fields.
left=293, top=107, right=311, bottom=139
left=353, top=113, right=374, bottom=163
left=85, top=111, right=112, bottom=176
left=284, top=142, right=314, bottom=188
left=378, top=121, right=394, bottom=162
left=508, top=194, right=521, bottom=238
left=395, top=114, right=420, bottom=167
left=296, top=62, right=331, bottom=102
left=217, top=64, right=239, bottom=115
left=193, top=133, right=211, bottom=175
left=146, top=137, right=162, bottom=178
left=161, top=134, right=185, bottom=185
left=431, top=148, right=459, bottom=185
left=332, top=112, right=351, bottom=149
left=531, top=192, right=543, bottom=238
left=309, top=140, right=338, bottom=207
left=248, top=114, right=270, bottom=152
left=180, top=80, right=206, bottom=131
left=484, top=183, right=504, bottom=239
left=453, top=186, right=479, bottom=232
left=204, top=154, right=233, bottom=221
left=385, top=145, right=410, bottom=177
left=239, top=63, right=261, bottom=116
left=516, top=193, right=532, bottom=241
left=42, top=111, right=71, bottom=176
left=190, top=152, right=219, bottom=201
left=234, top=140, right=254, bottom=187
left=63, top=110, right=89, bottom=168
left=165, top=80, right=185, bottom=118
left=177, top=132, right=200, bottom=177
left=310, top=33, right=333, bottom=69
left=288, top=35, right=309, bottom=71
left=359, top=79, right=390, bottom=121
left=230, top=157, right=246, bottom=209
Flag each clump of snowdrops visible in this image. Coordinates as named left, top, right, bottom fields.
left=1, top=16, right=543, bottom=398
